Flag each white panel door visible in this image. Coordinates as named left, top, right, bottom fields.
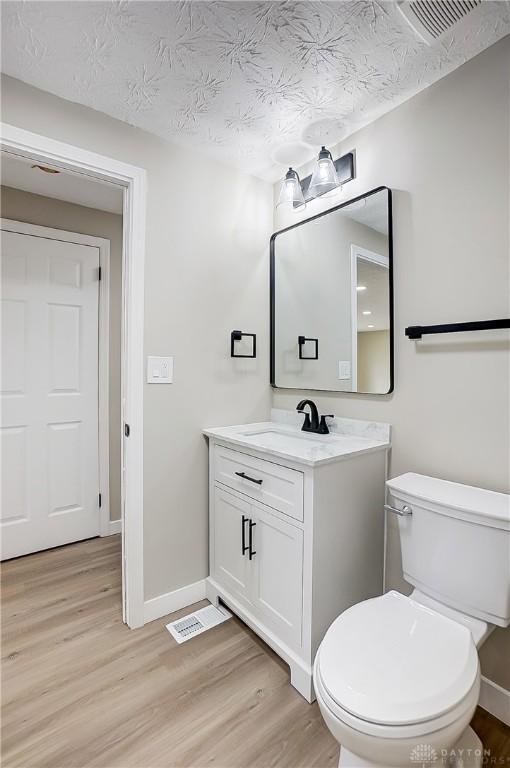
left=1, top=227, right=100, bottom=559
left=250, top=505, right=303, bottom=650
left=213, top=486, right=253, bottom=608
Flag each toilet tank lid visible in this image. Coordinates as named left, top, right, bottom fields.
left=387, top=473, right=510, bottom=529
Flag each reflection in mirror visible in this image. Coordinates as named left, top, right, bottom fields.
left=271, top=187, right=392, bottom=394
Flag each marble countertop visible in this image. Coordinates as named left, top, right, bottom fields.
left=203, top=411, right=390, bottom=467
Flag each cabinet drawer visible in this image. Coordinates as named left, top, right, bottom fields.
left=214, top=445, right=304, bottom=522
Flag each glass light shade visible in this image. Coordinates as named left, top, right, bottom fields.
left=277, top=167, right=305, bottom=210
left=308, top=146, right=341, bottom=198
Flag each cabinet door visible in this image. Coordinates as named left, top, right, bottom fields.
left=250, top=505, right=303, bottom=649
left=213, top=486, right=253, bottom=608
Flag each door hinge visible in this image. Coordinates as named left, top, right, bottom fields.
left=98, top=266, right=102, bottom=281
left=99, top=492, right=102, bottom=508
left=124, top=423, right=130, bottom=437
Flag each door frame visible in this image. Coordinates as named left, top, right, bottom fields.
left=0, top=122, right=146, bottom=629
left=1, top=218, right=112, bottom=536
left=350, top=244, right=389, bottom=393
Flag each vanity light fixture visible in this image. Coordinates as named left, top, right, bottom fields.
left=276, top=167, right=306, bottom=211
left=368, top=324, right=375, bottom=329
left=356, top=285, right=367, bottom=292
left=277, top=149, right=355, bottom=210
left=362, top=310, right=372, bottom=316
left=308, top=146, right=341, bottom=198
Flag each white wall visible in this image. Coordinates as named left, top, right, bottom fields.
left=0, top=185, right=123, bottom=523
left=0, top=74, right=273, bottom=601
left=273, top=39, right=510, bottom=689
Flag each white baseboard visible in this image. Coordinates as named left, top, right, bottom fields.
left=480, top=675, right=510, bottom=726
left=108, top=519, right=121, bottom=535
left=143, top=579, right=206, bottom=624
left=99, top=519, right=121, bottom=536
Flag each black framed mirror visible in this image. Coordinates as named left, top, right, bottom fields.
left=270, top=186, right=393, bottom=394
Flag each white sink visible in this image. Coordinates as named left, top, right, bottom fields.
left=238, top=427, right=331, bottom=452
left=204, top=419, right=391, bottom=466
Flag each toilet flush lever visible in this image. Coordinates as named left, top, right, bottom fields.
left=384, top=504, right=413, bottom=517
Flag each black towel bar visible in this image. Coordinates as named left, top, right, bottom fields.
left=405, top=319, right=510, bottom=340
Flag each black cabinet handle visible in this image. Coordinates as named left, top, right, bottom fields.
left=235, top=471, right=263, bottom=486
left=248, top=520, right=256, bottom=560
left=241, top=515, right=249, bottom=556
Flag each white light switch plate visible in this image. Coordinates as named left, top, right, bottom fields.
left=338, top=360, right=351, bottom=380
left=147, top=356, right=173, bottom=383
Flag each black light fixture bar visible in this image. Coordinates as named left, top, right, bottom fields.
left=405, top=319, right=510, bottom=340
left=297, top=150, right=355, bottom=206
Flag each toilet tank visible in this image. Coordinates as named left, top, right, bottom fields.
left=386, top=473, right=510, bottom=627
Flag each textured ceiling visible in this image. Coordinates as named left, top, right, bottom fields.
left=2, top=1, right=509, bottom=180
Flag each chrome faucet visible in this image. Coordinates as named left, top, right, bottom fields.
left=296, top=399, right=334, bottom=435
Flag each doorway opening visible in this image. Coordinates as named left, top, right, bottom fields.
left=350, top=244, right=390, bottom=394
left=0, top=125, right=145, bottom=628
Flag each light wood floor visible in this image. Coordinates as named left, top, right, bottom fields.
left=1, top=536, right=509, bottom=768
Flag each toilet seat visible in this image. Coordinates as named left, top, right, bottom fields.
left=316, top=591, right=480, bottom=735
left=314, top=652, right=480, bottom=740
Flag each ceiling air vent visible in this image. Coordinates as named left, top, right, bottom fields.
left=397, top=1, right=481, bottom=44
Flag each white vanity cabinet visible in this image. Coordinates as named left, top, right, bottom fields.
left=205, top=415, right=390, bottom=702
left=213, top=482, right=304, bottom=648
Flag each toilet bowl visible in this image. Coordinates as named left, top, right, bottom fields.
left=313, top=472, right=510, bottom=768
left=313, top=591, right=482, bottom=768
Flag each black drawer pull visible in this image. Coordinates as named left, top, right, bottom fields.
left=249, top=520, right=256, bottom=560
left=235, top=471, right=263, bottom=486
left=241, top=515, right=249, bottom=556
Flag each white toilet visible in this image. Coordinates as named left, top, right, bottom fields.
left=314, top=473, right=510, bottom=768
